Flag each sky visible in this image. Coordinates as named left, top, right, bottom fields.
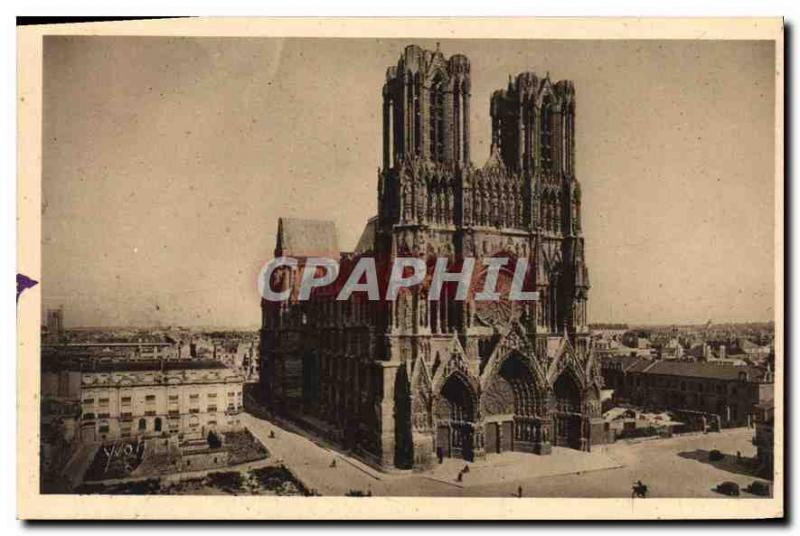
left=41, top=37, right=776, bottom=328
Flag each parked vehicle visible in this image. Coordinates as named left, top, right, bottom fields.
left=716, top=481, right=740, bottom=496
left=745, top=480, right=771, bottom=496
left=708, top=449, right=724, bottom=461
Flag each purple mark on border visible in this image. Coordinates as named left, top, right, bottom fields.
left=17, top=273, right=38, bottom=302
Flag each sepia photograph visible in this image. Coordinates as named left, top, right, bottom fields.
left=16, top=17, right=784, bottom=520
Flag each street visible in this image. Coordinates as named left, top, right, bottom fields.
left=240, top=411, right=767, bottom=498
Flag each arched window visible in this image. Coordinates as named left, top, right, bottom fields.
left=413, top=75, right=422, bottom=155
left=154, top=417, right=162, bottom=432
left=429, top=74, right=445, bottom=161
left=524, top=99, right=534, bottom=171
left=138, top=418, right=147, bottom=431
left=540, top=97, right=553, bottom=171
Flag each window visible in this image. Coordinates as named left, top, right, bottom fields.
left=145, top=395, right=156, bottom=402
left=98, top=423, right=110, bottom=434
left=121, top=396, right=132, bottom=405
left=540, top=99, right=553, bottom=171
left=82, top=398, right=94, bottom=405
left=99, top=398, right=109, bottom=407
left=207, top=405, right=217, bottom=412
left=138, top=418, right=147, bottom=431
left=83, top=412, right=95, bottom=421
left=169, top=395, right=179, bottom=402
left=429, top=75, right=445, bottom=161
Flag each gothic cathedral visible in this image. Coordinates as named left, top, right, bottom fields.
left=260, top=44, right=605, bottom=471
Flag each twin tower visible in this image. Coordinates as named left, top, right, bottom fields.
left=376, top=44, right=588, bottom=341
left=381, top=44, right=575, bottom=177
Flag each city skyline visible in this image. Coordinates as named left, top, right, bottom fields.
left=42, top=37, right=776, bottom=328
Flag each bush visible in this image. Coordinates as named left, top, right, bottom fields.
left=249, top=465, right=309, bottom=496
left=206, top=471, right=244, bottom=494
left=76, top=478, right=162, bottom=495
left=207, top=431, right=222, bottom=449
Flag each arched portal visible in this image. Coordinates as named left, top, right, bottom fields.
left=482, top=352, right=544, bottom=454
left=434, top=373, right=477, bottom=461
left=553, top=370, right=584, bottom=449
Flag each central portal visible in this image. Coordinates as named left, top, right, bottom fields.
left=482, top=352, right=545, bottom=454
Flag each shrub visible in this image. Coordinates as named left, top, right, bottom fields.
left=249, top=465, right=309, bottom=496
left=207, top=431, right=222, bottom=449
left=206, top=471, right=244, bottom=494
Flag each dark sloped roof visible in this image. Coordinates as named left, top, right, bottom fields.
left=84, top=359, right=228, bottom=373
left=640, top=360, right=764, bottom=382
left=627, top=357, right=656, bottom=372
left=354, top=216, right=377, bottom=254
left=601, top=355, right=649, bottom=371
left=276, top=217, right=339, bottom=258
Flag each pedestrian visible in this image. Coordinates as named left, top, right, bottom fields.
left=330, top=458, right=337, bottom=468
left=517, top=486, right=523, bottom=498
left=437, top=446, right=444, bottom=464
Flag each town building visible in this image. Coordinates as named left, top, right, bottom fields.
left=42, top=337, right=181, bottom=364
left=260, top=44, right=605, bottom=471
left=78, top=359, right=244, bottom=443
left=753, top=400, right=774, bottom=478
left=43, top=307, right=64, bottom=344
left=600, top=357, right=773, bottom=430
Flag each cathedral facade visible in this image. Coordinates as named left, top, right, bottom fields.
left=260, top=44, right=605, bottom=470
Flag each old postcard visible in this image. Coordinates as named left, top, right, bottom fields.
left=17, top=17, right=784, bottom=520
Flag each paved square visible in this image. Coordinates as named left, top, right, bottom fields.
left=242, top=412, right=768, bottom=498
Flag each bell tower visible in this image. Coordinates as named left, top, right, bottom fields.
left=382, top=44, right=471, bottom=170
